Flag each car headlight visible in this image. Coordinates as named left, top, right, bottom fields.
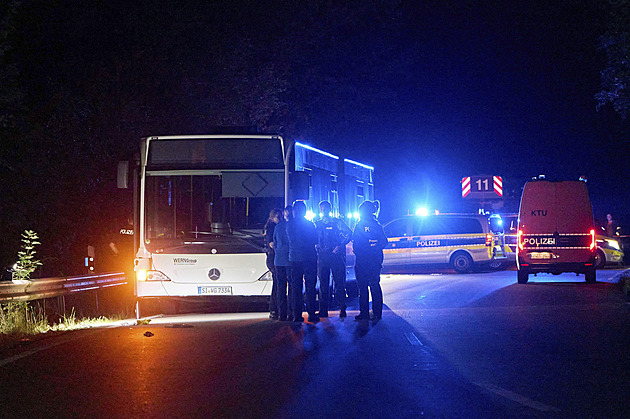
left=606, top=239, right=621, bottom=251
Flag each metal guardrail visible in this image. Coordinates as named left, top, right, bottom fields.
left=0, top=272, right=127, bottom=303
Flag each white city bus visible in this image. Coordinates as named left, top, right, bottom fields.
left=119, top=134, right=373, bottom=317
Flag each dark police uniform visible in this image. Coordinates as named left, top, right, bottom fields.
left=315, top=215, right=352, bottom=316
left=273, top=218, right=291, bottom=321
left=352, top=203, right=388, bottom=320
left=287, top=205, right=318, bottom=322
left=263, top=219, right=278, bottom=319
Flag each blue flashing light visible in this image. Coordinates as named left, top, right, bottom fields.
left=353, top=212, right=360, bottom=219
left=416, top=208, right=429, bottom=216
left=347, top=213, right=353, bottom=219
left=295, top=142, right=339, bottom=160
left=305, top=210, right=315, bottom=221
left=344, top=158, right=374, bottom=171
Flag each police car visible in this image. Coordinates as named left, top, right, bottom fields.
left=382, top=213, right=506, bottom=273
left=594, top=234, right=624, bottom=268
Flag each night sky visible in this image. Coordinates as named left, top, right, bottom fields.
left=1, top=0, right=628, bottom=269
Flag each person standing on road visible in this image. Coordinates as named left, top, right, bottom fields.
left=273, top=205, right=292, bottom=321
left=287, top=200, right=319, bottom=323
left=605, top=213, right=620, bottom=237
left=352, top=200, right=388, bottom=322
left=315, top=200, right=352, bottom=318
left=263, top=208, right=282, bottom=320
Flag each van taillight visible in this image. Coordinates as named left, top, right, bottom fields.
left=589, top=229, right=595, bottom=251
left=517, top=230, right=524, bottom=251
left=485, top=233, right=492, bottom=246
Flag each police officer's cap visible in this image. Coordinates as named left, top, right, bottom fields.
left=358, top=200, right=377, bottom=218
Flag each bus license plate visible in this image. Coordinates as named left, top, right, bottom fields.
left=198, top=286, right=232, bottom=295
left=530, top=252, right=551, bottom=260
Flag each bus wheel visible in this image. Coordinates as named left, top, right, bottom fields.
left=594, top=249, right=606, bottom=269
left=451, top=252, right=473, bottom=273
left=517, top=269, right=529, bottom=284
left=585, top=267, right=596, bottom=284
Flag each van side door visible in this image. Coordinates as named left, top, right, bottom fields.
left=383, top=218, right=411, bottom=267
left=410, top=216, right=447, bottom=264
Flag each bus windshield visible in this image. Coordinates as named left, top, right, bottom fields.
left=144, top=174, right=284, bottom=254
left=147, top=137, right=284, bottom=171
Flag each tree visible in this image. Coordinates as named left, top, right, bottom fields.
left=596, top=0, right=630, bottom=119
left=13, top=230, right=42, bottom=281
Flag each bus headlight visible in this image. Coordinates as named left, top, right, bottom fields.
left=257, top=271, right=274, bottom=281
left=137, top=270, right=171, bottom=281
left=137, top=270, right=147, bottom=281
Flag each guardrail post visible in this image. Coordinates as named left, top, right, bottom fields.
left=58, top=295, right=66, bottom=316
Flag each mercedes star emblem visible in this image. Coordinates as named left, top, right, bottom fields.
left=208, top=268, right=221, bottom=281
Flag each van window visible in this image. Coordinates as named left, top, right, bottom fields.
left=443, top=218, right=483, bottom=234
left=411, top=217, right=483, bottom=235
left=384, top=218, right=410, bottom=237
left=413, top=218, right=445, bottom=235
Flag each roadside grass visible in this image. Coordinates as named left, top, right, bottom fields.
left=0, top=302, right=127, bottom=349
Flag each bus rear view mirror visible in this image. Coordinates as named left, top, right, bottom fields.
left=117, top=161, right=130, bottom=189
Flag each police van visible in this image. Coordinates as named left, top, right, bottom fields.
left=517, top=179, right=596, bottom=283
left=382, top=214, right=506, bottom=273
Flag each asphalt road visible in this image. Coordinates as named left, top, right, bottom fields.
left=1, top=268, right=628, bottom=418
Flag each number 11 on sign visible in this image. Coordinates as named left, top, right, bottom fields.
left=476, top=178, right=489, bottom=191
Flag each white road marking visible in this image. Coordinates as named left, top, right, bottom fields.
left=0, top=328, right=104, bottom=367
left=402, top=329, right=561, bottom=413
left=404, top=331, right=423, bottom=346
left=473, top=381, right=561, bottom=413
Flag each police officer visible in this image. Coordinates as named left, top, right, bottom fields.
left=263, top=208, right=282, bottom=320
left=273, top=205, right=292, bottom=321
left=352, top=200, right=388, bottom=322
left=315, top=200, right=352, bottom=318
left=286, top=200, right=319, bottom=323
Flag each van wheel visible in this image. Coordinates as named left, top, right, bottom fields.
left=594, top=249, right=606, bottom=269
left=517, top=269, right=529, bottom=284
left=452, top=252, right=473, bottom=273
left=585, top=267, right=596, bottom=284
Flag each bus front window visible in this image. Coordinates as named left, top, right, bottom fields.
left=144, top=175, right=282, bottom=253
